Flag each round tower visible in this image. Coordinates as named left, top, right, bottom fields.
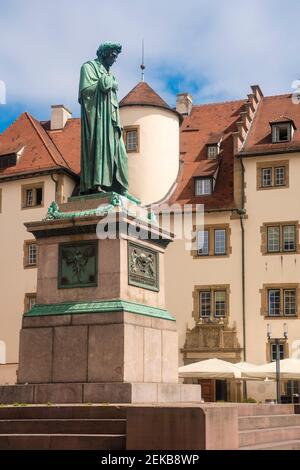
left=119, top=82, right=181, bottom=206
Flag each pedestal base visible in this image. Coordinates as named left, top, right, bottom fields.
left=0, top=382, right=201, bottom=404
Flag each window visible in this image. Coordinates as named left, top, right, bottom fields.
left=195, top=225, right=230, bottom=257
left=214, top=229, right=226, bottom=255
left=124, top=126, right=139, bottom=153
left=275, top=167, right=286, bottom=186
left=0, top=154, right=17, bottom=170
left=207, top=145, right=219, bottom=159
left=272, top=124, right=292, bottom=143
left=23, top=241, right=38, bottom=268
left=200, top=291, right=211, bottom=317
left=264, top=223, right=298, bottom=254
left=262, top=285, right=298, bottom=317
left=24, top=293, right=37, bottom=313
left=271, top=343, right=285, bottom=362
left=198, top=287, right=228, bottom=319
left=257, top=161, right=289, bottom=190
left=268, top=289, right=281, bottom=316
left=21, top=183, right=44, bottom=209
left=261, top=168, right=272, bottom=187
left=197, top=230, right=209, bottom=255
left=195, top=178, right=212, bottom=196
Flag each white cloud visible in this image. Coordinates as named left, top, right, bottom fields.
left=0, top=0, right=299, bottom=118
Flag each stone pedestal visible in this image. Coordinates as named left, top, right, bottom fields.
left=2, top=193, right=201, bottom=404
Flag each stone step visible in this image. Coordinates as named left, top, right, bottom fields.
left=0, top=434, right=126, bottom=450
left=239, top=414, right=300, bottom=430
left=240, top=439, right=300, bottom=450
left=239, top=425, right=300, bottom=447
left=0, top=419, right=126, bottom=435
left=0, top=406, right=127, bottom=420
left=237, top=404, right=294, bottom=417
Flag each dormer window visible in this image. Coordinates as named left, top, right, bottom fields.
left=270, top=117, right=296, bottom=143
left=0, top=153, right=17, bottom=170
left=207, top=145, right=219, bottom=159
left=195, top=177, right=212, bottom=196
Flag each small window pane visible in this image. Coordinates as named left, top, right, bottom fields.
left=35, top=188, right=43, bottom=206
left=195, top=178, right=212, bottom=196
left=261, top=168, right=272, bottom=187
left=271, top=343, right=284, bottom=361
left=28, top=244, right=37, bottom=265
left=277, top=125, right=289, bottom=142
left=214, top=229, right=226, bottom=255
left=197, top=230, right=209, bottom=255
left=268, top=289, right=281, bottom=316
left=214, top=291, right=226, bottom=317
left=207, top=146, right=218, bottom=159
left=26, top=189, right=33, bottom=207
left=283, top=226, right=296, bottom=252
left=284, top=289, right=296, bottom=316
left=126, top=130, right=137, bottom=151
left=275, top=167, right=286, bottom=186
left=267, top=227, right=280, bottom=252
left=200, top=291, right=211, bottom=317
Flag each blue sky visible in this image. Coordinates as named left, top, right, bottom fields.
left=1, top=0, right=300, bottom=133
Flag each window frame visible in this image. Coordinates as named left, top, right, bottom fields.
left=24, top=293, right=37, bottom=314
left=272, top=123, right=292, bottom=143
left=195, top=177, right=212, bottom=196
left=194, top=285, right=230, bottom=322
left=23, top=240, right=38, bottom=269
left=257, top=161, right=289, bottom=191
left=194, top=225, right=231, bottom=258
left=262, top=221, right=299, bottom=255
left=21, top=182, right=44, bottom=209
left=261, top=284, right=299, bottom=318
left=123, top=126, right=140, bottom=153
left=207, top=145, right=219, bottom=159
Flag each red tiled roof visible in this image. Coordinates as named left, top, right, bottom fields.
left=241, top=94, right=300, bottom=155
left=0, top=112, right=74, bottom=178
left=169, top=100, right=246, bottom=209
left=120, top=81, right=172, bottom=111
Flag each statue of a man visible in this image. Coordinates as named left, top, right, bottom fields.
left=78, top=42, right=128, bottom=195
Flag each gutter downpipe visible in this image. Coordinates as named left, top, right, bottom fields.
left=238, top=156, right=247, bottom=399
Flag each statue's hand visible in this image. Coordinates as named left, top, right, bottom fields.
left=112, top=81, right=118, bottom=92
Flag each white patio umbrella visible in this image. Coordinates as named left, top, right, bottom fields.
left=241, top=358, right=300, bottom=380
left=178, top=358, right=242, bottom=379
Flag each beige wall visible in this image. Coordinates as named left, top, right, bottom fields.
left=165, top=212, right=243, bottom=366
left=243, top=152, right=300, bottom=401
left=0, top=174, right=65, bottom=383
left=120, top=106, right=180, bottom=205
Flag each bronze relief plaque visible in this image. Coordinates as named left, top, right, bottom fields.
left=58, top=241, right=98, bottom=289
left=128, top=242, right=159, bottom=292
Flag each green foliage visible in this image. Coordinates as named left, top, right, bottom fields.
left=242, top=397, right=257, bottom=403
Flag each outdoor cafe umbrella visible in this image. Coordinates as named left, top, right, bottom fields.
left=241, top=358, right=300, bottom=380
left=178, top=358, right=242, bottom=380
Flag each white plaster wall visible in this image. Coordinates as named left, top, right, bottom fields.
left=120, top=106, right=180, bottom=205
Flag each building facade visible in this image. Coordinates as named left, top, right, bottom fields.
left=0, top=82, right=299, bottom=402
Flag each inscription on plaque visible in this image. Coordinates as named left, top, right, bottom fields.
left=128, top=242, right=159, bottom=292
left=58, top=241, right=98, bottom=289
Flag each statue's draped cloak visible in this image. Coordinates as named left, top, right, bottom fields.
left=79, top=59, right=128, bottom=193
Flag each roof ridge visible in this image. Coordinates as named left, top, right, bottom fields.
left=192, top=98, right=246, bottom=108
left=25, top=113, right=71, bottom=170
left=263, top=93, right=292, bottom=100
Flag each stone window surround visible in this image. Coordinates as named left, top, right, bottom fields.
left=256, top=160, right=289, bottom=191
left=0, top=188, right=2, bottom=213
left=260, top=283, right=300, bottom=319
left=123, top=125, right=140, bottom=153
left=21, top=182, right=44, bottom=209
left=23, top=240, right=38, bottom=269
left=260, top=221, right=300, bottom=255
left=192, top=284, right=230, bottom=324
left=192, top=224, right=232, bottom=258
left=24, top=292, right=37, bottom=314
left=266, top=340, right=289, bottom=363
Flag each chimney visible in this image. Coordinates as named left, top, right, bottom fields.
left=176, top=93, right=193, bottom=116
left=50, top=104, right=72, bottom=130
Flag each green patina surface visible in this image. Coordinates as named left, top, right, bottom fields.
left=25, top=299, right=175, bottom=321
left=68, top=191, right=141, bottom=205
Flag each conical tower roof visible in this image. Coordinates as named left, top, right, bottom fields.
left=120, top=81, right=177, bottom=116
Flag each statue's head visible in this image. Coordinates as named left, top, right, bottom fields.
left=96, top=42, right=122, bottom=68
